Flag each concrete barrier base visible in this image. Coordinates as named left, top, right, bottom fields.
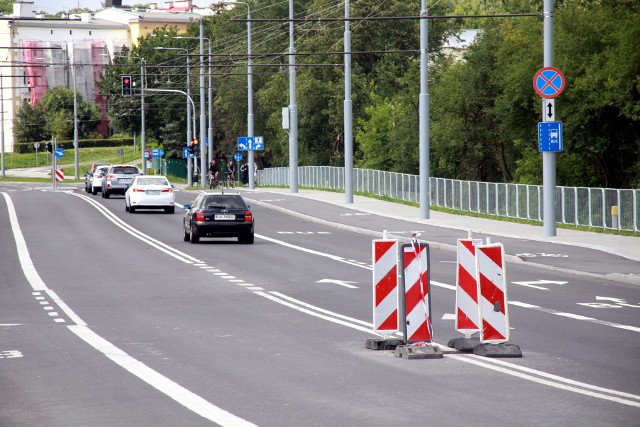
left=447, top=337, right=481, bottom=352
left=394, top=344, right=443, bottom=359
left=474, top=342, right=522, bottom=358
left=365, top=338, right=404, bottom=351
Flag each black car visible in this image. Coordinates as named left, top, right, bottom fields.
left=183, top=193, right=254, bottom=244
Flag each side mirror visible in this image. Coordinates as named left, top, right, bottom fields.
left=171, top=184, right=175, bottom=189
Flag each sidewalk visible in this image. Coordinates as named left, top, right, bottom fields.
left=250, top=187, right=640, bottom=264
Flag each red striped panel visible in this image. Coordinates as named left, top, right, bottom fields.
left=375, top=267, right=397, bottom=305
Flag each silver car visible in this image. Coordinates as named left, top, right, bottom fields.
left=101, top=164, right=140, bottom=198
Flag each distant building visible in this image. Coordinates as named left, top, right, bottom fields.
left=0, top=2, right=130, bottom=150
left=0, top=1, right=210, bottom=152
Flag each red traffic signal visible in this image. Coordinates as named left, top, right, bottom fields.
left=121, top=75, right=132, bottom=96
left=192, top=138, right=199, bottom=148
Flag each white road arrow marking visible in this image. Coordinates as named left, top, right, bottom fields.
left=316, top=279, right=358, bottom=289
left=511, top=280, right=568, bottom=290
left=595, top=297, right=640, bottom=308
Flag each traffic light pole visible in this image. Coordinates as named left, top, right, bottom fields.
left=145, top=88, right=197, bottom=184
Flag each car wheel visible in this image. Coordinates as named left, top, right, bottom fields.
left=92, top=187, right=97, bottom=195
left=104, top=190, right=110, bottom=199
left=189, top=224, right=199, bottom=243
left=125, top=203, right=129, bottom=212
left=240, top=232, right=254, bottom=244
left=129, top=206, right=135, bottom=213
left=165, top=206, right=175, bottom=214
left=183, top=225, right=190, bottom=241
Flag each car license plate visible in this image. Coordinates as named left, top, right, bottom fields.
left=119, top=178, right=131, bottom=183
left=215, top=214, right=235, bottom=220
left=146, top=190, right=160, bottom=195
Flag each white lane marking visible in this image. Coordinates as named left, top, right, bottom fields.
left=69, top=193, right=202, bottom=265
left=316, top=279, right=358, bottom=289
left=448, top=354, right=640, bottom=408
left=442, top=313, right=456, bottom=320
left=270, top=292, right=372, bottom=328
left=256, top=234, right=370, bottom=270
left=69, top=325, right=258, bottom=426
left=265, top=291, right=640, bottom=407
left=255, top=292, right=378, bottom=335
left=509, top=300, right=640, bottom=333
left=63, top=192, right=640, bottom=405
left=2, top=192, right=256, bottom=427
left=258, top=232, right=638, bottom=333
left=0, top=324, right=21, bottom=327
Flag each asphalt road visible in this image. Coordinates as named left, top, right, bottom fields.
left=1, top=183, right=638, bottom=426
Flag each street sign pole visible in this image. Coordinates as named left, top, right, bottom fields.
left=542, top=0, right=556, bottom=237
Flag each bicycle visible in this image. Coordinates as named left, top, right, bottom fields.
left=208, top=171, right=219, bottom=189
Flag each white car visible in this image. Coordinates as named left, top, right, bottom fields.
left=125, top=175, right=175, bottom=214
left=90, top=165, right=110, bottom=195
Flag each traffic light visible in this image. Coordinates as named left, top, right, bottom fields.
left=121, top=75, right=132, bottom=96
left=46, top=142, right=52, bottom=153
left=192, top=138, right=199, bottom=150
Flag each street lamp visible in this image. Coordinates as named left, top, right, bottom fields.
left=220, top=1, right=255, bottom=189
left=112, top=54, right=146, bottom=174
left=155, top=47, right=194, bottom=185
left=173, top=36, right=214, bottom=168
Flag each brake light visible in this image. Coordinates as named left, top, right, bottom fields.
left=195, top=211, right=205, bottom=221
left=107, top=174, right=115, bottom=179
left=161, top=188, right=173, bottom=193
left=244, top=211, right=253, bottom=222
left=132, top=187, right=145, bottom=192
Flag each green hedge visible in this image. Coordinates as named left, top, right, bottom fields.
left=13, top=138, right=134, bottom=154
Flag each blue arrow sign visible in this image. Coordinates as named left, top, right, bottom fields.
left=183, top=147, right=194, bottom=158
left=251, top=136, right=264, bottom=150
left=234, top=152, right=243, bottom=162
left=54, top=148, right=64, bottom=158
left=538, top=122, right=563, bottom=152
left=237, top=137, right=250, bottom=151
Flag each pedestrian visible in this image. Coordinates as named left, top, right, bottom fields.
left=241, top=161, right=249, bottom=186
left=227, top=160, right=236, bottom=187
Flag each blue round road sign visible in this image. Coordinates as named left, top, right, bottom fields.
left=54, top=147, right=64, bottom=158
left=533, top=67, right=566, bottom=99
left=234, top=153, right=242, bottom=162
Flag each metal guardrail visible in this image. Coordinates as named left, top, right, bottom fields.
left=258, top=166, right=639, bottom=233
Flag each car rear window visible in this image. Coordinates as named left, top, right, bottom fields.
left=112, top=166, right=139, bottom=174
left=138, top=178, right=168, bottom=186
left=204, top=195, right=246, bottom=209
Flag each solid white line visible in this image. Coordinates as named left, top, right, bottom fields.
left=70, top=193, right=202, bottom=265
left=69, top=325, right=258, bottom=426
left=271, top=292, right=373, bottom=328
left=254, top=292, right=380, bottom=336
left=448, top=354, right=640, bottom=408
left=465, top=355, right=640, bottom=401
left=3, top=193, right=47, bottom=291
left=3, top=192, right=256, bottom=426
left=256, top=234, right=371, bottom=270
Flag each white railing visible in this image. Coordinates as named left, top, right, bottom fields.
left=258, top=166, right=639, bottom=233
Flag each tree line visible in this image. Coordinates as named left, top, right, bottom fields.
left=15, top=0, right=639, bottom=188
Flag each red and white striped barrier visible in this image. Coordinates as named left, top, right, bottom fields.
left=372, top=240, right=399, bottom=334
left=476, top=243, right=509, bottom=343
left=55, top=168, right=64, bottom=182
left=402, top=242, right=432, bottom=343
left=455, top=239, right=482, bottom=335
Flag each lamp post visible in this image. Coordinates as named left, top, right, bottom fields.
left=220, top=1, right=254, bottom=188
left=173, top=36, right=214, bottom=168
left=155, top=47, right=193, bottom=185
left=289, top=0, right=298, bottom=192
left=113, top=54, right=146, bottom=174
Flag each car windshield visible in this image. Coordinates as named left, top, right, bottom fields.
left=137, top=177, right=169, bottom=186
left=203, top=195, right=246, bottom=209
left=112, top=166, right=138, bottom=174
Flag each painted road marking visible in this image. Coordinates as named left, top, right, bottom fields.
left=3, top=192, right=256, bottom=427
